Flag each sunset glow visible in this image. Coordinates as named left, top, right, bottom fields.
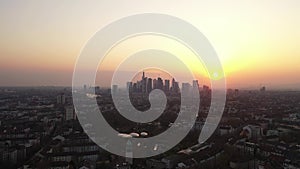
left=0, top=1, right=299, bottom=89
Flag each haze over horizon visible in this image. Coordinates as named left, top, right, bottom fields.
left=1, top=1, right=299, bottom=90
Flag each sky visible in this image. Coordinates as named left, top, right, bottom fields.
left=0, top=0, right=299, bottom=89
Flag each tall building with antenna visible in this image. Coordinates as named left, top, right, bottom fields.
left=142, top=71, right=147, bottom=93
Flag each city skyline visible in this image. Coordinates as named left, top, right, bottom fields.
left=1, top=1, right=300, bottom=90
left=1, top=1, right=300, bottom=169
left=125, top=71, right=181, bottom=94
left=111, top=71, right=205, bottom=93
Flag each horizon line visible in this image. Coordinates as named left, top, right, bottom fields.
left=1, top=85, right=300, bottom=92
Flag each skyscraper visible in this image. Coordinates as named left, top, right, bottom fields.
left=192, top=80, right=200, bottom=95
left=182, top=83, right=191, bottom=95
left=132, top=83, right=137, bottom=92
left=153, top=79, right=157, bottom=89
left=142, top=77, right=147, bottom=93
left=164, top=79, right=170, bottom=92
left=147, top=78, right=152, bottom=93
left=142, top=71, right=147, bottom=93
left=157, top=77, right=163, bottom=90
left=171, top=78, right=180, bottom=93
left=192, top=80, right=199, bottom=89
left=137, top=81, right=142, bottom=92
left=174, top=81, right=180, bottom=93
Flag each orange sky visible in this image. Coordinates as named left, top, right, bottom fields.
left=0, top=1, right=299, bottom=89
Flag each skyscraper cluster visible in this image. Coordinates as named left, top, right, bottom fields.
left=127, top=72, right=180, bottom=94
